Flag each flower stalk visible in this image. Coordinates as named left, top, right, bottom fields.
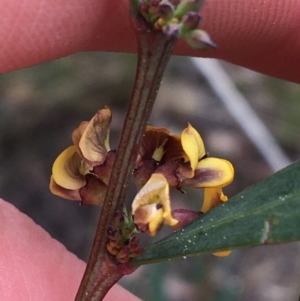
left=74, top=13, right=178, bottom=301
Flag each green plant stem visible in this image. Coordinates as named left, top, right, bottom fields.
left=75, top=17, right=178, bottom=301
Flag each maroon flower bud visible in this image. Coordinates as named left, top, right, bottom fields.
left=107, top=239, right=123, bottom=249
left=107, top=242, right=120, bottom=256
left=107, top=225, right=120, bottom=241
left=171, top=208, right=202, bottom=230
left=139, top=2, right=149, bottom=15
left=128, top=236, right=140, bottom=252
left=118, top=257, right=130, bottom=264
left=181, top=11, right=202, bottom=30
left=150, top=0, right=160, bottom=7
left=117, top=246, right=130, bottom=260
left=149, top=0, right=160, bottom=15
left=158, top=2, right=175, bottom=21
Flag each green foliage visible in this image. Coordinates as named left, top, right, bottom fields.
left=133, top=160, right=300, bottom=264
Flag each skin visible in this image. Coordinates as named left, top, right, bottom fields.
left=0, top=199, right=141, bottom=301
left=1, top=0, right=300, bottom=82
left=0, top=0, right=299, bottom=300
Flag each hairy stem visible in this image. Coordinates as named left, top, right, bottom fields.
left=75, top=17, right=177, bottom=301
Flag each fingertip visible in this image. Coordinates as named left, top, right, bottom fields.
left=0, top=199, right=84, bottom=300
left=0, top=199, right=141, bottom=301
left=1, top=0, right=300, bottom=82
left=0, top=0, right=106, bottom=72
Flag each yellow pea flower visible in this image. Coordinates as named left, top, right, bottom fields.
left=50, top=107, right=111, bottom=200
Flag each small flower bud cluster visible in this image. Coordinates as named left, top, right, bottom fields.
left=136, top=0, right=216, bottom=49
left=106, top=209, right=144, bottom=263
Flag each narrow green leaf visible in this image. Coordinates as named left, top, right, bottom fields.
left=132, top=160, right=300, bottom=265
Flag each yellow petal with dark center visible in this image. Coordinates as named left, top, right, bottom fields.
left=201, top=187, right=228, bottom=213
left=49, top=176, right=81, bottom=201
left=183, top=158, right=234, bottom=188
left=181, top=124, right=205, bottom=176
left=52, top=146, right=87, bottom=190
left=132, top=173, right=178, bottom=235
left=78, top=107, right=112, bottom=165
left=134, top=204, right=164, bottom=236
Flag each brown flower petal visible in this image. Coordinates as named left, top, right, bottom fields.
left=161, top=134, right=187, bottom=164
left=49, top=176, right=81, bottom=201
left=171, top=209, right=202, bottom=231
left=79, top=174, right=107, bottom=206
left=176, top=162, right=194, bottom=181
left=137, top=126, right=170, bottom=165
left=134, top=159, right=158, bottom=191
left=155, top=159, right=182, bottom=189
left=93, top=150, right=116, bottom=185
left=73, top=107, right=112, bottom=166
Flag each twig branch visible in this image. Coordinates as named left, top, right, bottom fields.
left=75, top=16, right=177, bottom=301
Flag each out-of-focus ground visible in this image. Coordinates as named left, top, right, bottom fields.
left=1, top=52, right=300, bottom=301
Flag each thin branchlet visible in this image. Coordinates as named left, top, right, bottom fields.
left=74, top=13, right=178, bottom=301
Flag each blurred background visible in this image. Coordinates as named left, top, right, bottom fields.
left=1, top=51, right=300, bottom=301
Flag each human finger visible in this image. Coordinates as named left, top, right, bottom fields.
left=0, top=0, right=300, bottom=83
left=0, top=199, right=141, bottom=301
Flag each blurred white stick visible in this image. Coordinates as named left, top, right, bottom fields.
left=190, top=57, right=291, bottom=172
